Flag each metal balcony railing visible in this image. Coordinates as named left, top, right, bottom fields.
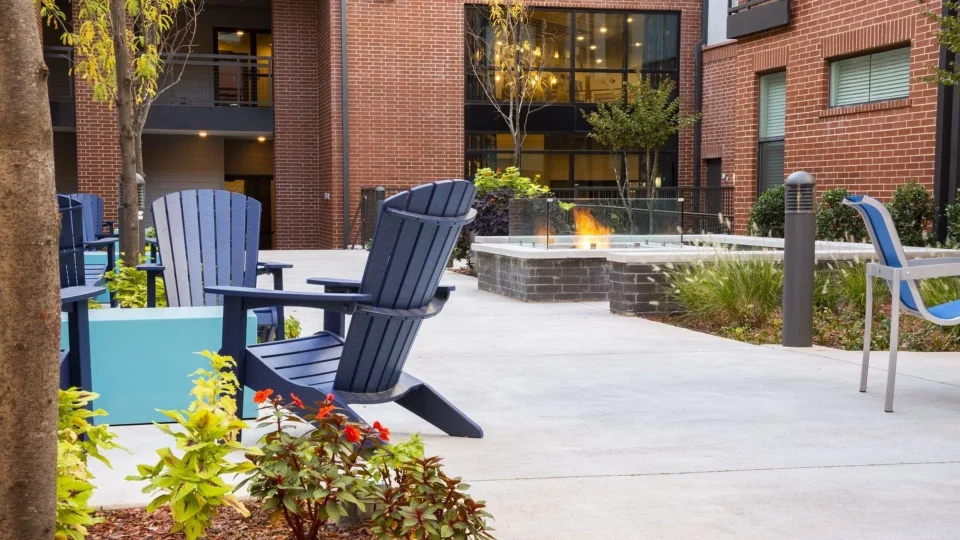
left=44, top=46, right=74, bottom=102
left=155, top=53, right=273, bottom=107
left=727, top=0, right=791, bottom=38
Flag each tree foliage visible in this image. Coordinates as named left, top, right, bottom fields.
left=467, top=0, right=555, bottom=166
left=583, top=73, right=700, bottom=201
left=925, top=1, right=960, bottom=87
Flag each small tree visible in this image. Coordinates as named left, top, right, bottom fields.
left=925, top=2, right=960, bottom=87
left=40, top=0, right=201, bottom=265
left=467, top=0, right=555, bottom=167
left=0, top=0, right=63, bottom=534
left=631, top=76, right=700, bottom=199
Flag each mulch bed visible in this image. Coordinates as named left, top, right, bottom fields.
left=88, top=502, right=376, bottom=539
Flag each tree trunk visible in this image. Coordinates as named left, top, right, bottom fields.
left=0, top=0, right=61, bottom=536
left=111, top=3, right=141, bottom=267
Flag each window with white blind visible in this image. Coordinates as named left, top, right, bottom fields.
left=829, top=47, right=910, bottom=107
left=758, top=71, right=786, bottom=195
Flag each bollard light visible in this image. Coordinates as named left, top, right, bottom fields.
left=783, top=171, right=816, bottom=347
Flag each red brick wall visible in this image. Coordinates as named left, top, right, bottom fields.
left=701, top=41, right=737, bottom=193
left=312, top=0, right=701, bottom=248
left=272, top=0, right=322, bottom=249
left=718, top=0, right=942, bottom=232
left=72, top=3, right=121, bottom=220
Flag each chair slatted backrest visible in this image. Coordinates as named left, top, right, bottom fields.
left=151, top=189, right=261, bottom=307
left=58, top=195, right=86, bottom=287
left=65, top=193, right=105, bottom=243
left=336, top=180, right=476, bottom=394
left=844, top=195, right=922, bottom=311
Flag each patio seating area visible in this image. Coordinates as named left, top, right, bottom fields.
left=88, top=249, right=960, bottom=540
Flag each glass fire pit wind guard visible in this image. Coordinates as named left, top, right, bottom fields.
left=507, top=197, right=685, bottom=250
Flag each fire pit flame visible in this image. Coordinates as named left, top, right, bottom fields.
left=572, top=207, right=612, bottom=249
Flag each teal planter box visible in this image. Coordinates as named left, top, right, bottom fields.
left=60, top=306, right=258, bottom=425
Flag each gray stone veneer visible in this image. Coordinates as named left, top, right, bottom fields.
left=475, top=251, right=610, bottom=302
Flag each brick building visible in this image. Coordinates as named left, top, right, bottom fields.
left=44, top=0, right=956, bottom=247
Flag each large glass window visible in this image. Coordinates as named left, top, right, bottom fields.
left=465, top=8, right=681, bottom=189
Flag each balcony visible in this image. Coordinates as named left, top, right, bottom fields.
left=155, top=53, right=273, bottom=108
left=727, top=0, right=791, bottom=39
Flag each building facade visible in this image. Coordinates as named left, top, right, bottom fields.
left=45, top=0, right=951, bottom=247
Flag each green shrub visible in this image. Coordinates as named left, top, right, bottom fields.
left=284, top=315, right=302, bottom=339
left=816, top=188, right=867, bottom=242
left=473, top=166, right=548, bottom=198
left=57, top=389, right=121, bottom=540
left=886, top=181, right=934, bottom=247
left=665, top=256, right=783, bottom=326
left=814, top=260, right=889, bottom=313
left=128, top=351, right=254, bottom=540
left=945, top=203, right=960, bottom=247
left=747, top=185, right=785, bottom=238
left=104, top=255, right=167, bottom=308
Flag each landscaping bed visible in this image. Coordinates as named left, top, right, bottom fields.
left=88, top=503, right=374, bottom=540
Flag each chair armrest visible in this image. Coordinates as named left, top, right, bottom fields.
left=61, top=286, right=106, bottom=305
left=205, top=286, right=372, bottom=312
left=306, top=277, right=457, bottom=295
left=908, top=257, right=960, bottom=267
left=258, top=261, right=293, bottom=270
left=900, top=262, right=960, bottom=280
left=145, top=237, right=158, bottom=246
left=84, top=237, right=117, bottom=249
left=137, top=263, right=165, bottom=308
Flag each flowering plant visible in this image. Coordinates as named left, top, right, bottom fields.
left=241, top=392, right=384, bottom=540
left=127, top=351, right=256, bottom=540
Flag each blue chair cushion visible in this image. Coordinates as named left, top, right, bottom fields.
left=926, top=299, right=960, bottom=320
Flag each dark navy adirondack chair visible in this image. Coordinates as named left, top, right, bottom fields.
left=64, top=193, right=115, bottom=242
left=58, top=195, right=115, bottom=291
left=141, top=189, right=292, bottom=340
left=58, top=195, right=107, bottom=391
left=210, top=180, right=482, bottom=438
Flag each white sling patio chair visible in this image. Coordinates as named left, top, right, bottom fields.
left=843, top=195, right=960, bottom=412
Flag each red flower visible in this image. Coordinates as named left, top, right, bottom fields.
left=344, top=425, right=361, bottom=443
left=325, top=393, right=335, bottom=403
left=373, top=421, right=390, bottom=442
left=289, top=392, right=304, bottom=409
left=317, top=404, right=335, bottom=419
left=253, top=389, right=274, bottom=405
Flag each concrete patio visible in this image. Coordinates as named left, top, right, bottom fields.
left=91, top=250, right=960, bottom=539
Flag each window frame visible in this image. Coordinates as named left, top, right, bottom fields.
left=828, top=45, right=911, bottom=108
left=757, top=70, right=786, bottom=197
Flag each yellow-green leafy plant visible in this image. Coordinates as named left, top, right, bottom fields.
left=57, top=389, right=121, bottom=540
left=128, top=351, right=257, bottom=540
left=104, top=254, right=167, bottom=308
left=285, top=315, right=302, bottom=339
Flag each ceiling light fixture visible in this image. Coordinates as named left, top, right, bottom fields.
left=198, top=131, right=208, bottom=138
left=590, top=45, right=597, bottom=50
left=596, top=58, right=603, bottom=64
left=236, top=30, right=244, bottom=36
left=627, top=17, right=633, bottom=23
left=554, top=50, right=560, bottom=59
left=576, top=35, right=585, bottom=41
left=600, top=26, right=608, bottom=33
left=635, top=42, right=641, bottom=47
left=257, top=136, right=266, bottom=142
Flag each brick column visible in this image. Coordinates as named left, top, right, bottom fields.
left=72, top=5, right=121, bottom=220
left=272, top=0, right=322, bottom=249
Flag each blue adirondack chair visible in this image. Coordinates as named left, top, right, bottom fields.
left=58, top=193, right=117, bottom=306
left=141, top=189, right=292, bottom=340
left=58, top=195, right=107, bottom=390
left=210, top=180, right=482, bottom=438
left=63, top=193, right=116, bottom=242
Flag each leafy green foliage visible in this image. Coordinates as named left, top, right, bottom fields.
left=816, top=188, right=867, bottom=242
left=104, top=254, right=167, bottom=308
left=583, top=73, right=699, bottom=198
left=747, top=185, right=785, bottom=238
left=285, top=315, right=302, bottom=339
left=945, top=203, right=960, bottom=247
left=473, top=167, right=548, bottom=198
left=127, top=351, right=255, bottom=540
left=368, top=438, right=495, bottom=540
left=243, top=393, right=381, bottom=540
left=814, top=260, right=888, bottom=313
left=145, top=226, right=156, bottom=239
left=57, top=389, right=121, bottom=540
left=665, top=256, right=783, bottom=327
left=886, top=181, right=934, bottom=247
left=925, top=2, right=960, bottom=87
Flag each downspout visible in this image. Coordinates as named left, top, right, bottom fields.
left=692, top=0, right=707, bottom=193
left=340, top=0, right=350, bottom=248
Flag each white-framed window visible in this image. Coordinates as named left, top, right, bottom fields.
left=829, top=47, right=910, bottom=107
left=758, top=71, right=786, bottom=195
